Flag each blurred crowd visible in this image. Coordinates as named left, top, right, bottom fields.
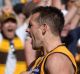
left=0, top=0, right=80, bottom=74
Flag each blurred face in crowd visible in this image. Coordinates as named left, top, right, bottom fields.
left=27, top=13, right=43, bottom=49
left=67, top=0, right=75, bottom=9
left=2, top=20, right=17, bottom=39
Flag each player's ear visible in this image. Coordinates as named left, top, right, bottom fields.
left=40, top=23, right=48, bottom=35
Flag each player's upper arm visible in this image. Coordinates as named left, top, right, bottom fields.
left=45, top=53, right=74, bottom=74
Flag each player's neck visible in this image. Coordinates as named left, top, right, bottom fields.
left=43, top=35, right=62, bottom=55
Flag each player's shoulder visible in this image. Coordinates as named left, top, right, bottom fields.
left=45, top=53, right=74, bottom=74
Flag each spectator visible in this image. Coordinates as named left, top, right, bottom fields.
left=13, top=3, right=26, bottom=27
left=0, top=13, right=27, bottom=74
left=13, top=3, right=28, bottom=44
left=13, top=1, right=37, bottom=44
left=61, top=0, right=80, bottom=55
